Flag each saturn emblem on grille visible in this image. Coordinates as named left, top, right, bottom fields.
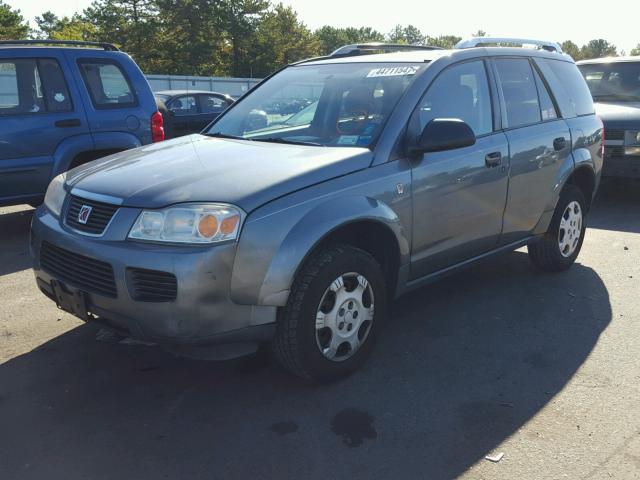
left=78, top=205, right=92, bottom=224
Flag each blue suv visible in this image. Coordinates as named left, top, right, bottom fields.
left=0, top=40, right=163, bottom=207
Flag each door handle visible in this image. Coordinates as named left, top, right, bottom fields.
left=553, top=137, right=567, bottom=151
left=485, top=152, right=502, bottom=168
left=55, top=118, right=81, bottom=128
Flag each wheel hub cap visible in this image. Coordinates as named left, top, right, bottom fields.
left=315, top=273, right=374, bottom=362
left=558, top=201, right=583, bottom=258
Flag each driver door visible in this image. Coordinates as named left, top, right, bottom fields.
left=408, top=59, right=510, bottom=279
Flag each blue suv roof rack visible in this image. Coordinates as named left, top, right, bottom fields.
left=0, top=40, right=119, bottom=51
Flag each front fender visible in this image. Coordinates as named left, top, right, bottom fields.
left=231, top=195, right=410, bottom=307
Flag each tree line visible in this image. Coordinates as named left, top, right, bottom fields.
left=2, top=0, right=640, bottom=78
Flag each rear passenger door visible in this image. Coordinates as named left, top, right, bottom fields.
left=65, top=50, right=154, bottom=148
left=0, top=53, right=88, bottom=204
left=409, top=60, right=510, bottom=279
left=491, top=57, right=571, bottom=244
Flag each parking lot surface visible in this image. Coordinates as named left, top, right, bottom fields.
left=1, top=181, right=639, bottom=480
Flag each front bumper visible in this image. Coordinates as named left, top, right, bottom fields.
left=30, top=206, right=276, bottom=354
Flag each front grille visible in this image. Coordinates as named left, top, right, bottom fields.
left=40, top=241, right=117, bottom=298
left=606, top=130, right=625, bottom=141
left=66, top=195, right=119, bottom=235
left=605, top=146, right=625, bottom=157
left=126, top=268, right=177, bottom=302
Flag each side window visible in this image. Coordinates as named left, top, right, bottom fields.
left=169, top=95, right=197, bottom=115
left=416, top=60, right=493, bottom=136
left=78, top=59, right=136, bottom=108
left=494, top=58, right=541, bottom=129
left=535, top=59, right=595, bottom=118
left=533, top=67, right=558, bottom=121
left=39, top=59, right=72, bottom=113
left=0, top=59, right=44, bottom=115
left=200, top=95, right=228, bottom=113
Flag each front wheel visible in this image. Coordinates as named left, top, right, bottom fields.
left=272, top=244, right=387, bottom=381
left=528, top=184, right=587, bottom=272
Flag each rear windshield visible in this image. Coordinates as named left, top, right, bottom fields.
left=578, top=61, right=640, bottom=103
left=206, top=62, right=426, bottom=148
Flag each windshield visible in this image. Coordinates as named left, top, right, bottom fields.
left=155, top=94, right=171, bottom=103
left=206, top=62, right=426, bottom=147
left=578, top=62, right=640, bottom=102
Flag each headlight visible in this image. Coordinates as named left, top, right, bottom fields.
left=43, top=173, right=67, bottom=217
left=625, top=130, right=640, bottom=146
left=128, top=203, right=244, bottom=244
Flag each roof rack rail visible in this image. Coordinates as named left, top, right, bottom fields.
left=330, top=42, right=443, bottom=58
left=455, top=37, right=563, bottom=53
left=0, top=40, right=119, bottom=51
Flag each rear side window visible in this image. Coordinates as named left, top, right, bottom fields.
left=535, top=58, right=594, bottom=118
left=39, top=59, right=72, bottom=112
left=199, top=94, right=229, bottom=113
left=169, top=95, right=197, bottom=115
left=78, top=59, right=136, bottom=108
left=533, top=68, right=558, bottom=121
left=0, top=58, right=71, bottom=115
left=494, top=58, right=541, bottom=129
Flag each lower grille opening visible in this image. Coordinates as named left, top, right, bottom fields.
left=126, top=267, right=177, bottom=302
left=40, top=241, right=117, bottom=298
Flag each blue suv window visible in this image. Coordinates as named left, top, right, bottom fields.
left=0, top=58, right=71, bottom=115
left=78, top=59, right=136, bottom=108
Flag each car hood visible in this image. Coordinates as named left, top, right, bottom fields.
left=66, top=135, right=372, bottom=212
left=594, top=102, right=640, bottom=129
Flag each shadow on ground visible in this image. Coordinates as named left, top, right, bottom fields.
left=0, top=250, right=611, bottom=479
left=0, top=207, right=34, bottom=276
left=589, top=179, right=640, bottom=233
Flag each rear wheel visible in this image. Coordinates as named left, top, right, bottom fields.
left=528, top=184, right=587, bottom=272
left=272, top=244, right=387, bottom=381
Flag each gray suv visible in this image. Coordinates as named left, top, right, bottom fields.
left=31, top=38, right=603, bottom=380
left=578, top=56, right=640, bottom=178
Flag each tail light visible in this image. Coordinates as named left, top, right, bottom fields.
left=600, top=118, right=605, bottom=158
left=151, top=111, right=164, bottom=143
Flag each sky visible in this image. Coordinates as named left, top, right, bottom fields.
left=10, top=0, right=640, bottom=54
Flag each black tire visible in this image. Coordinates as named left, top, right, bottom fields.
left=528, top=184, right=587, bottom=272
left=272, top=244, right=387, bottom=381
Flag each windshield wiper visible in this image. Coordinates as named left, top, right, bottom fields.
left=205, top=132, right=250, bottom=140
left=252, top=137, right=323, bottom=147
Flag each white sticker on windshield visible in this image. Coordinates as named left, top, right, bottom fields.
left=367, top=66, right=421, bottom=78
left=337, top=135, right=359, bottom=145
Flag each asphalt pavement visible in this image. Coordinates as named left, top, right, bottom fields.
left=0, top=180, right=639, bottom=480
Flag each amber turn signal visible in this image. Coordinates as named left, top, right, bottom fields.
left=220, top=215, right=240, bottom=235
left=198, top=214, right=218, bottom=238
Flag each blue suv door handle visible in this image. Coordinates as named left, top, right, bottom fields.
left=55, top=118, right=81, bottom=128
left=485, top=151, right=502, bottom=168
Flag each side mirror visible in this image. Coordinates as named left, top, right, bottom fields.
left=410, top=118, right=476, bottom=155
